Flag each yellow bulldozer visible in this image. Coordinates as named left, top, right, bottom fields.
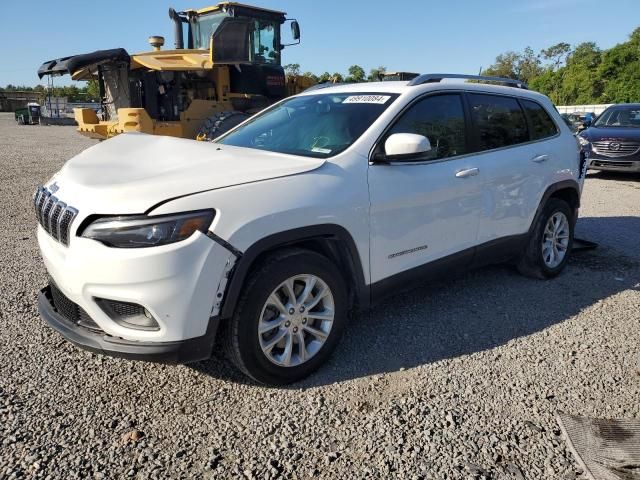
left=37, top=2, right=314, bottom=141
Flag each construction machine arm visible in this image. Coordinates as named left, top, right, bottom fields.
left=37, top=49, right=130, bottom=80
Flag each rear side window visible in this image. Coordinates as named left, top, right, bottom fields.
left=387, top=93, right=467, bottom=160
left=522, top=100, right=558, bottom=140
left=469, top=94, right=528, bottom=151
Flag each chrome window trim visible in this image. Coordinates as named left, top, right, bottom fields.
left=368, top=89, right=563, bottom=166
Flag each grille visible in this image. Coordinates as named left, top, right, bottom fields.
left=592, top=141, right=640, bottom=158
left=97, top=299, right=145, bottom=318
left=592, top=160, right=634, bottom=168
left=49, top=283, right=103, bottom=332
left=34, top=186, right=78, bottom=246
left=95, top=298, right=159, bottom=331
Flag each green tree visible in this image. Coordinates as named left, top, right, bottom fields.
left=560, top=42, right=603, bottom=104
left=598, top=28, right=640, bottom=103
left=541, top=42, right=572, bottom=70
left=345, top=65, right=366, bottom=83
left=368, top=65, right=386, bottom=82
left=86, top=80, right=100, bottom=102
left=483, top=47, right=541, bottom=84
left=331, top=72, right=344, bottom=83
left=518, top=47, right=543, bottom=84
left=483, top=51, right=522, bottom=79
left=318, top=72, right=332, bottom=83
left=302, top=72, right=319, bottom=82
left=284, top=63, right=301, bottom=77
left=529, top=70, right=561, bottom=103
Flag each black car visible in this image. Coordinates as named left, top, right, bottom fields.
left=580, top=104, right=640, bottom=173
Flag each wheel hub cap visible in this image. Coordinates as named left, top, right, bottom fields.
left=258, top=274, right=335, bottom=368
left=542, top=212, right=570, bottom=268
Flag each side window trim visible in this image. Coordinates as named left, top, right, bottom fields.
left=517, top=97, right=536, bottom=143
left=465, top=91, right=546, bottom=154
left=369, top=90, right=472, bottom=165
left=519, top=98, right=560, bottom=141
left=461, top=91, right=481, bottom=153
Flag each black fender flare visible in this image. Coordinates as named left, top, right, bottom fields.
left=219, top=224, right=369, bottom=319
left=528, top=179, right=581, bottom=234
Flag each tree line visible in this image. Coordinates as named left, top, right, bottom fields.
left=3, top=26, right=639, bottom=106
left=0, top=81, right=100, bottom=102
left=287, top=26, right=640, bottom=105
left=284, top=63, right=387, bottom=84
left=482, top=27, right=640, bottom=105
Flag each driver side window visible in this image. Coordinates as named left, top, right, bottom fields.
left=388, top=94, right=467, bottom=160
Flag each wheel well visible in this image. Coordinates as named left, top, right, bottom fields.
left=220, top=227, right=369, bottom=319
left=550, top=187, right=580, bottom=210
left=248, top=237, right=362, bottom=310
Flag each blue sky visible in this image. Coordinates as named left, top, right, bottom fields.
left=1, top=0, right=639, bottom=86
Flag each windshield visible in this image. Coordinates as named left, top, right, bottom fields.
left=594, top=106, right=640, bottom=128
left=192, top=12, right=228, bottom=49
left=217, top=93, right=399, bottom=158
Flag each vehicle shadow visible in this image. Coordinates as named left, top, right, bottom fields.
left=191, top=216, right=640, bottom=388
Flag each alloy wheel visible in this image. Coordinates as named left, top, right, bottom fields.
left=258, top=274, right=335, bottom=367
left=542, top=212, right=570, bottom=268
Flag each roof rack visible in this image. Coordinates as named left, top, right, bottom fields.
left=408, top=73, right=528, bottom=89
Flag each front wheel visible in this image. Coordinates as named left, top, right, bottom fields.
left=222, top=249, right=348, bottom=385
left=517, top=198, right=574, bottom=279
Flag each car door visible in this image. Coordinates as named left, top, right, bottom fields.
left=368, top=92, right=484, bottom=288
left=465, top=93, right=551, bottom=244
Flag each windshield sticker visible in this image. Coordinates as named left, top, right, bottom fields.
left=311, top=147, right=332, bottom=154
left=343, top=95, right=391, bottom=105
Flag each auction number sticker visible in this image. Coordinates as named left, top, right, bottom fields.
left=343, top=95, right=391, bottom=104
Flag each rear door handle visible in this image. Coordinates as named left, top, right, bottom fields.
left=455, top=167, right=479, bottom=178
left=532, top=154, right=550, bottom=163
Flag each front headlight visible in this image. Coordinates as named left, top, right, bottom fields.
left=82, top=210, right=215, bottom=248
left=577, top=135, right=590, bottom=147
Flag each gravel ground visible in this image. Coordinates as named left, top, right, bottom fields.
left=1, top=112, right=639, bottom=479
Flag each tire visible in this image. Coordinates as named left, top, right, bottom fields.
left=517, top=197, right=575, bottom=279
left=196, top=111, right=250, bottom=141
left=222, top=249, right=349, bottom=385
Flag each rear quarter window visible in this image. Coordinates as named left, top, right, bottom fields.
left=469, top=93, right=529, bottom=151
left=521, top=100, right=558, bottom=140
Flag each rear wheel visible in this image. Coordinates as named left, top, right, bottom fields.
left=222, top=249, right=348, bottom=385
left=517, top=198, right=574, bottom=279
left=196, top=111, right=250, bottom=141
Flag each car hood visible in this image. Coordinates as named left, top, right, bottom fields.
left=47, top=133, right=325, bottom=214
left=582, top=126, right=640, bottom=142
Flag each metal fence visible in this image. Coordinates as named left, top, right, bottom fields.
left=556, top=104, right=614, bottom=115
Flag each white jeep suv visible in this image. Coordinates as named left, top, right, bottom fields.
left=35, top=74, right=585, bottom=384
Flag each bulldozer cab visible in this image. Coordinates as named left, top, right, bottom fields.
left=36, top=2, right=306, bottom=141
left=176, top=3, right=300, bottom=65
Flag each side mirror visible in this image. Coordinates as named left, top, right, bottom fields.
left=382, top=133, right=432, bottom=161
left=291, top=21, right=301, bottom=40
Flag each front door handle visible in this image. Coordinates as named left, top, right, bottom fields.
left=532, top=154, right=550, bottom=163
left=455, top=167, right=479, bottom=178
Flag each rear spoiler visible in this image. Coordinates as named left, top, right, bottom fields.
left=38, top=48, right=130, bottom=80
